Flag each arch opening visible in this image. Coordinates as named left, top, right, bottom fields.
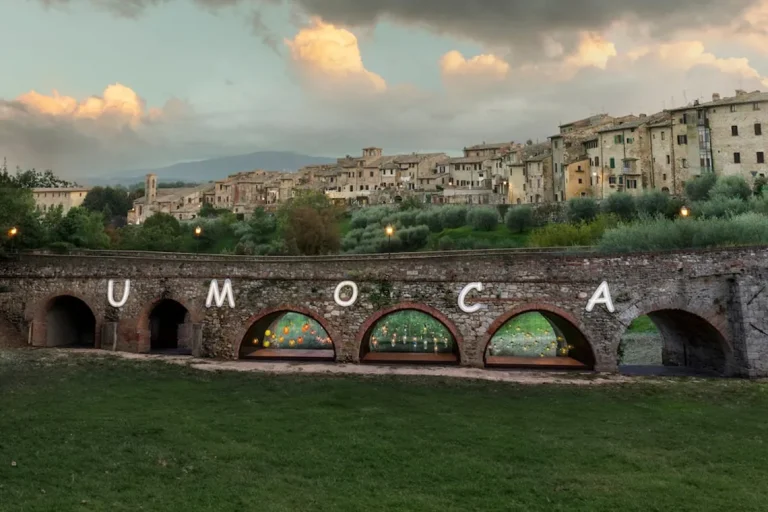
left=239, top=311, right=334, bottom=361
left=619, top=310, right=729, bottom=377
left=45, top=296, right=96, bottom=348
left=149, top=299, right=191, bottom=354
left=485, top=311, right=595, bottom=370
left=360, top=309, right=459, bottom=365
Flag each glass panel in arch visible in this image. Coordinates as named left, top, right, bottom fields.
left=244, top=312, right=332, bottom=353
left=368, top=310, right=455, bottom=354
left=486, top=312, right=571, bottom=358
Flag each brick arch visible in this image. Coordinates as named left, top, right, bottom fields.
left=615, top=298, right=734, bottom=375
left=27, top=290, right=102, bottom=348
left=355, top=303, right=464, bottom=363
left=484, top=302, right=596, bottom=369
left=232, top=305, right=339, bottom=359
left=136, top=295, right=204, bottom=353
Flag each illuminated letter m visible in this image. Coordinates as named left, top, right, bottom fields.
left=206, top=279, right=235, bottom=308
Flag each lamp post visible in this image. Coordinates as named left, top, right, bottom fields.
left=680, top=206, right=690, bottom=218
left=7, top=226, right=18, bottom=255
left=385, top=225, right=394, bottom=256
left=194, top=226, right=202, bottom=254
left=503, top=180, right=508, bottom=204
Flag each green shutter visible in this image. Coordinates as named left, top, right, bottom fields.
left=610, top=157, right=615, bottom=169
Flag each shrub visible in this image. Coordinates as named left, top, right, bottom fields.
left=685, top=173, right=717, bottom=201
left=437, top=236, right=456, bottom=251
left=636, top=191, right=670, bottom=218
left=754, top=176, right=768, bottom=197
left=467, top=207, right=499, bottom=231
left=710, top=175, right=752, bottom=201
left=350, top=215, right=368, bottom=230
left=598, top=213, right=768, bottom=253
left=602, top=193, right=636, bottom=221
left=567, top=197, right=599, bottom=223
left=440, top=205, right=468, bottom=229
left=397, top=225, right=430, bottom=251
left=505, top=206, right=534, bottom=233
left=529, top=214, right=618, bottom=247
left=416, top=209, right=443, bottom=233
left=692, top=197, right=752, bottom=218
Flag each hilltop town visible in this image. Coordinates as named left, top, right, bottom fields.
left=29, top=89, right=768, bottom=224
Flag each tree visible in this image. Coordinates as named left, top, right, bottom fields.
left=567, top=197, right=599, bottom=223
left=505, top=206, right=534, bottom=233
left=685, top=173, right=717, bottom=201
left=234, top=208, right=278, bottom=254
left=754, top=176, right=768, bottom=197
left=82, top=186, right=133, bottom=221
left=710, top=175, right=752, bottom=201
left=55, top=207, right=109, bottom=249
left=602, top=193, right=636, bottom=221
left=12, top=167, right=77, bottom=188
left=278, top=191, right=341, bottom=255
left=0, top=186, right=44, bottom=251
left=636, top=191, right=671, bottom=218
left=467, top=207, right=499, bottom=231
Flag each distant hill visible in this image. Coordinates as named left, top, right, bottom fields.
left=84, top=151, right=336, bottom=186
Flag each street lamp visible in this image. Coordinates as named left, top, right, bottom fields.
left=194, top=225, right=202, bottom=253
left=502, top=180, right=508, bottom=204
left=7, top=227, right=18, bottom=254
left=385, top=225, right=394, bottom=256
left=680, top=206, right=690, bottom=218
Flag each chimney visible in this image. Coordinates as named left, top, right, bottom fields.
left=639, top=113, right=647, bottom=118
left=712, top=92, right=721, bottom=101
left=693, top=100, right=699, bottom=106
left=736, top=89, right=747, bottom=96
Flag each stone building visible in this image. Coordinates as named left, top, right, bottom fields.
left=128, top=173, right=214, bottom=224
left=667, top=90, right=767, bottom=188
left=32, top=187, right=91, bottom=214
left=524, top=153, right=553, bottom=203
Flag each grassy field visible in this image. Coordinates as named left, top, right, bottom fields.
left=2, top=351, right=768, bottom=511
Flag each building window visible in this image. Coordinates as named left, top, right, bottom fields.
left=677, top=135, right=688, bottom=145
left=626, top=138, right=634, bottom=144
left=609, top=157, right=615, bottom=169
left=759, top=152, right=765, bottom=164
left=554, top=141, right=559, bottom=149
left=682, top=159, right=688, bottom=168
left=626, top=179, right=638, bottom=189
left=754, top=103, right=761, bottom=111
left=661, top=131, right=665, bottom=141
left=609, top=176, right=616, bottom=184
left=732, top=125, right=739, bottom=136
left=756, top=123, right=762, bottom=136
left=663, top=173, right=667, bottom=181
left=730, top=105, right=737, bottom=112
left=614, top=134, right=624, bottom=144
left=578, top=178, right=583, bottom=184
left=594, top=157, right=600, bottom=167
left=666, top=155, right=671, bottom=164
left=370, top=171, right=374, bottom=177
left=734, top=152, right=741, bottom=164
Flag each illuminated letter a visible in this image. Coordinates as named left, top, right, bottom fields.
left=585, top=281, right=615, bottom=313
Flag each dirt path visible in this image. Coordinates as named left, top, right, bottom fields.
left=32, top=348, right=649, bottom=386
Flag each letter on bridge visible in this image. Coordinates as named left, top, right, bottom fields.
left=206, top=279, right=235, bottom=308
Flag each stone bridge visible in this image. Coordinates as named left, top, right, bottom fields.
left=1, top=247, right=768, bottom=377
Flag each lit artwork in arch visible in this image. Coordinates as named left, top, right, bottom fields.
left=239, top=311, right=334, bottom=360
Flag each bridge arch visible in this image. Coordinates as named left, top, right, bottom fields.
left=137, top=296, right=202, bottom=354
left=356, top=303, right=463, bottom=364
left=234, top=305, right=337, bottom=361
left=29, top=291, right=100, bottom=348
left=484, top=303, right=596, bottom=370
left=616, top=300, right=734, bottom=376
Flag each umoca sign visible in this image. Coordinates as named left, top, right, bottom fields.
left=107, top=278, right=615, bottom=313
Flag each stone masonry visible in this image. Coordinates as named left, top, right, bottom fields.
left=1, top=247, right=768, bottom=377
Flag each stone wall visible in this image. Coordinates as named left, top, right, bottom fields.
left=1, top=247, right=767, bottom=376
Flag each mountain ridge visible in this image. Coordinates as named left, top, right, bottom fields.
left=83, top=151, right=336, bottom=186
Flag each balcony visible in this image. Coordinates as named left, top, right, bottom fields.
left=622, top=158, right=641, bottom=175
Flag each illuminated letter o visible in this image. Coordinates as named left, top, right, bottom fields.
left=334, top=281, right=358, bottom=307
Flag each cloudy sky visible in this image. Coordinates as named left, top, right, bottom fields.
left=3, top=0, right=768, bottom=178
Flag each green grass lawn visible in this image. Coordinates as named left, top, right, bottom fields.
left=3, top=350, right=768, bottom=511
